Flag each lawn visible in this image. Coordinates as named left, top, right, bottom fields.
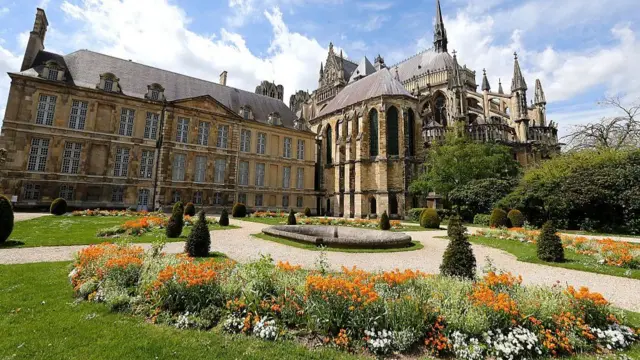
left=252, top=233, right=425, bottom=253
left=468, top=236, right=640, bottom=280
left=237, top=216, right=440, bottom=232
left=3, top=216, right=238, bottom=248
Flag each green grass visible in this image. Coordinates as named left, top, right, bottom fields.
left=468, top=236, right=640, bottom=280
left=252, top=233, right=424, bottom=253
left=237, top=217, right=440, bottom=231
left=3, top=216, right=238, bottom=248
left=0, top=261, right=357, bottom=360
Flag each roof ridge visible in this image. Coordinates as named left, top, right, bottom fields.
left=389, top=47, right=436, bottom=68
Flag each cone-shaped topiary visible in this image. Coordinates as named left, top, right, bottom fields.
left=507, top=209, right=525, bottom=228
left=304, top=207, right=311, bottom=217
left=537, top=220, right=565, bottom=262
left=489, top=208, right=508, bottom=228
left=219, top=208, right=229, bottom=226
left=380, top=210, right=391, bottom=230
left=166, top=201, right=185, bottom=238
left=184, top=202, right=196, bottom=217
left=232, top=203, right=247, bottom=218
left=420, top=208, right=440, bottom=229
left=287, top=209, right=297, bottom=225
left=50, top=198, right=67, bottom=216
left=441, top=216, right=476, bottom=279
left=0, top=195, right=14, bottom=244
left=184, top=210, right=211, bottom=257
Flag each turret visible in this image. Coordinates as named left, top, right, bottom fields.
left=374, top=54, right=385, bottom=70
left=318, top=62, right=324, bottom=87
left=448, top=51, right=466, bottom=122
left=533, top=79, right=547, bottom=126
left=534, top=79, right=546, bottom=105
left=481, top=69, right=491, bottom=92
left=433, top=0, right=448, bottom=53
left=21, top=8, right=48, bottom=72
left=510, top=52, right=529, bottom=141
left=498, top=78, right=504, bottom=94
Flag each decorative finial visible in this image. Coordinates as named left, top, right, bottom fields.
left=452, top=49, right=457, bottom=58
left=514, top=52, right=518, bottom=60
left=483, top=68, right=486, bottom=75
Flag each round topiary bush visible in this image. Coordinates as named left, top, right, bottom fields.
left=166, top=201, right=185, bottom=238
left=219, top=208, right=229, bottom=226
left=0, top=195, right=14, bottom=244
left=184, top=202, right=196, bottom=217
left=379, top=210, right=391, bottom=230
left=184, top=211, right=211, bottom=257
left=440, top=216, right=476, bottom=279
left=507, top=209, right=525, bottom=228
left=489, top=208, right=508, bottom=228
left=232, top=203, right=247, bottom=218
left=420, top=208, right=440, bottom=229
left=287, top=209, right=297, bottom=225
left=304, top=207, right=311, bottom=217
left=50, top=198, right=67, bottom=216
left=537, top=220, right=565, bottom=262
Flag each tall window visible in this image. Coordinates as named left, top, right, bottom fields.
left=242, top=108, right=249, bottom=119
left=195, top=156, right=207, bottom=183
left=47, top=69, right=58, bottom=81
left=217, top=125, right=229, bottom=148
left=144, top=112, right=160, bottom=140
left=172, top=154, right=186, bottom=181
left=150, top=90, right=160, bottom=101
left=27, top=138, right=49, bottom=172
left=111, top=187, right=124, bottom=202
left=326, top=125, right=332, bottom=164
left=119, top=108, right=135, bottom=136
left=193, top=191, right=203, bottom=205
left=59, top=184, right=74, bottom=200
left=238, top=161, right=249, bottom=186
left=255, top=194, right=263, bottom=207
left=238, top=193, right=247, bottom=205
left=35, top=95, right=56, bottom=126
left=240, top=129, right=251, bottom=152
left=172, top=190, right=181, bottom=203
left=24, top=183, right=41, bottom=200
left=296, top=168, right=304, bottom=189
left=214, top=159, right=226, bottom=184
left=283, top=166, right=291, bottom=189
left=369, top=109, right=379, bottom=156
left=387, top=106, right=399, bottom=156
left=297, top=139, right=305, bottom=160
left=176, top=117, right=189, bottom=143
left=68, top=100, right=88, bottom=130
left=255, top=163, right=265, bottom=187
left=138, top=189, right=150, bottom=206
left=213, top=192, right=223, bottom=205
left=104, top=79, right=114, bottom=92
left=257, top=132, right=267, bottom=154
left=197, top=121, right=210, bottom=145
left=282, top=195, right=289, bottom=208
left=283, top=137, right=292, bottom=158
left=435, top=94, right=447, bottom=127
left=296, top=196, right=303, bottom=208
left=407, top=108, right=415, bottom=156
left=61, top=142, right=82, bottom=174
left=113, top=147, right=130, bottom=177
left=140, top=150, right=154, bottom=179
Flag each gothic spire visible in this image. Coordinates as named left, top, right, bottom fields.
left=498, top=78, right=504, bottom=94
left=534, top=79, right=546, bottom=105
left=481, top=68, right=491, bottom=92
left=511, top=52, right=527, bottom=92
left=433, top=0, right=448, bottom=53
left=448, top=50, right=463, bottom=89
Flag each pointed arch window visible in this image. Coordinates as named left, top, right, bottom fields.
left=407, top=108, right=415, bottom=156
left=326, top=125, right=332, bottom=164
left=369, top=109, right=378, bottom=157
left=435, top=93, right=447, bottom=127
left=387, top=106, right=399, bottom=156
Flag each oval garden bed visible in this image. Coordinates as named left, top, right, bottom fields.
left=262, top=225, right=412, bottom=249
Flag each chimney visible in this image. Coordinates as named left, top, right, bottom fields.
left=219, top=71, right=228, bottom=86
left=21, top=8, right=49, bottom=72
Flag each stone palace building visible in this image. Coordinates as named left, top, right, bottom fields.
left=0, top=1, right=559, bottom=216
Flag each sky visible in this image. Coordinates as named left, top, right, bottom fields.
left=1, top=0, right=639, bottom=139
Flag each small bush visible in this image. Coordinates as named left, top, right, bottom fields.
left=441, top=216, right=476, bottom=279
left=184, top=211, right=211, bottom=257
left=166, top=201, right=184, bottom=238
left=184, top=202, right=196, bottom=217
left=287, top=209, right=296, bottom=225
left=379, top=211, right=391, bottom=230
left=0, top=195, right=14, bottom=244
left=420, top=208, right=440, bottom=229
left=219, top=209, right=229, bottom=226
left=407, top=208, right=426, bottom=222
left=50, top=198, right=67, bottom=216
left=489, top=208, right=508, bottom=228
left=473, top=214, right=491, bottom=226
left=232, top=203, right=247, bottom=218
left=507, top=209, right=525, bottom=228
left=304, top=207, right=311, bottom=217
left=537, top=221, right=564, bottom=262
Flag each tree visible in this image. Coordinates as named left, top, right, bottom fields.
left=507, top=209, right=525, bottom=228
left=563, top=96, right=640, bottom=151
left=0, top=195, right=13, bottom=244
left=184, top=202, right=196, bottom=217
left=489, top=208, right=508, bottom=228
left=420, top=208, right=440, bottom=229
left=440, top=216, right=476, bottom=279
left=379, top=211, right=391, bottom=230
left=232, top=203, right=247, bottom=218
left=449, top=178, right=516, bottom=219
left=537, top=221, right=564, bottom=262
left=219, top=209, right=229, bottom=226
left=287, top=209, right=296, bottom=225
left=184, top=211, right=211, bottom=257
left=166, top=202, right=185, bottom=238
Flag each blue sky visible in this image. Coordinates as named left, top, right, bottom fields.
left=1, top=0, right=640, bottom=137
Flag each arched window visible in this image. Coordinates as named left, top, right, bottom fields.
left=369, top=109, right=379, bottom=156
left=326, top=125, right=332, bottom=164
left=387, top=106, right=399, bottom=156
left=389, top=194, right=398, bottom=215
left=435, top=93, right=447, bottom=127
left=407, top=108, right=415, bottom=156
left=370, top=197, right=377, bottom=214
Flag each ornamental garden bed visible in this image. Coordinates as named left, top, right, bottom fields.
left=69, top=243, right=639, bottom=359
left=241, top=212, right=428, bottom=232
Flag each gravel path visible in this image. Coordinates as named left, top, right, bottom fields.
left=14, top=212, right=51, bottom=222
left=1, top=218, right=639, bottom=311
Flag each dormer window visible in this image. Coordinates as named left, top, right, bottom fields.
left=268, top=112, right=281, bottom=126
left=240, top=106, right=252, bottom=120
left=151, top=90, right=159, bottom=100
left=104, top=79, right=113, bottom=92
left=145, top=83, right=165, bottom=101
left=47, top=68, right=58, bottom=81
left=97, top=73, right=120, bottom=93
left=42, top=60, right=65, bottom=81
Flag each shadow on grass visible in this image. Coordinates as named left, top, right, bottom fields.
left=0, top=240, right=26, bottom=248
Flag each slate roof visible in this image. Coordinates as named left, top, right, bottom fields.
left=393, top=48, right=455, bottom=83
left=14, top=49, right=304, bottom=131
left=317, top=68, right=414, bottom=117
left=342, top=58, right=358, bottom=82
left=348, top=56, right=376, bottom=83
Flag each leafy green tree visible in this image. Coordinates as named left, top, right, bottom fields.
left=441, top=216, right=476, bottom=279
left=0, top=195, right=13, bottom=244
left=184, top=211, right=211, bottom=257
left=449, top=178, right=515, bottom=220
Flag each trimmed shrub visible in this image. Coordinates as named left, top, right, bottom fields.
left=441, top=216, right=476, bottom=279
left=184, top=202, right=196, bottom=217
left=537, top=220, right=565, bottom=262
left=219, top=209, right=229, bottom=226
left=489, top=208, right=508, bottom=228
left=507, top=209, right=525, bottom=228
left=232, top=203, right=247, bottom=218
left=184, top=211, right=211, bottom=257
left=420, top=208, right=440, bottom=229
left=0, top=195, right=14, bottom=244
left=287, top=209, right=296, bottom=225
left=379, top=211, right=391, bottom=230
left=50, top=198, right=67, bottom=216
left=473, top=214, right=491, bottom=226
left=166, top=201, right=184, bottom=238
left=304, top=207, right=311, bottom=217
left=407, top=208, right=426, bottom=222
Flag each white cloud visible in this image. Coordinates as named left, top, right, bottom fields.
left=0, top=43, right=23, bottom=129
left=356, top=2, right=393, bottom=11
left=0, top=7, right=9, bottom=17
left=356, top=14, right=387, bottom=32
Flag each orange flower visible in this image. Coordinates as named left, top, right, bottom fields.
left=276, top=261, right=302, bottom=272
left=566, top=286, right=609, bottom=306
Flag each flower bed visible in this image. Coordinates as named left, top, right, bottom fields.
left=96, top=215, right=218, bottom=237
left=71, top=209, right=153, bottom=217
left=475, top=228, right=640, bottom=269
left=70, top=243, right=638, bottom=358
left=251, top=212, right=404, bottom=229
